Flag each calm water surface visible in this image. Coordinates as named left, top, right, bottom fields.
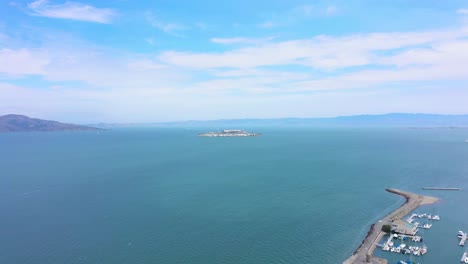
left=1, top=127, right=467, bottom=264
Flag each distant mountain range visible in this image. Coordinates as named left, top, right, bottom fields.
left=2, top=113, right=468, bottom=132
left=92, top=113, right=468, bottom=128
left=0, top=114, right=100, bottom=132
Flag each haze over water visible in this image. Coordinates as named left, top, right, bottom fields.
left=1, top=127, right=468, bottom=264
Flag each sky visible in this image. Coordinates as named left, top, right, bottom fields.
left=1, top=0, right=468, bottom=123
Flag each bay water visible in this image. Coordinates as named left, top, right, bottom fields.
left=1, top=127, right=467, bottom=264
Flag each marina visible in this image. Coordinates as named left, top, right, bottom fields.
left=379, top=233, right=427, bottom=256
left=343, top=189, right=438, bottom=264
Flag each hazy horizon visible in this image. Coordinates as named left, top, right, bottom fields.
left=4, top=113, right=468, bottom=127
left=1, top=1, right=468, bottom=123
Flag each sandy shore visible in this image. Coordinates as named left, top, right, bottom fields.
left=342, top=189, right=439, bottom=264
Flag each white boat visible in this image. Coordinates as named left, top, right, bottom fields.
left=423, top=223, right=432, bottom=229
left=420, top=246, right=427, bottom=255
left=459, top=231, right=466, bottom=238
left=432, top=214, right=440, bottom=220
left=461, top=252, right=468, bottom=263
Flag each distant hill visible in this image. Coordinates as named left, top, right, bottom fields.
left=0, top=114, right=100, bottom=132
left=100, top=113, right=468, bottom=128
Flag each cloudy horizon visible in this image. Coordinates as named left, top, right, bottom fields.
left=1, top=0, right=468, bottom=123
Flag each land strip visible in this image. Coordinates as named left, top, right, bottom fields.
left=342, top=188, right=439, bottom=264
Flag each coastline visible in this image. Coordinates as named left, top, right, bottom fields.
left=343, top=189, right=439, bottom=264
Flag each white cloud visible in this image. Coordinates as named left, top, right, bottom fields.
left=210, top=37, right=274, bottom=45
left=146, top=12, right=185, bottom=35
left=128, top=59, right=165, bottom=71
left=159, top=29, right=466, bottom=70
left=2, top=15, right=468, bottom=122
left=0, top=48, right=49, bottom=75
left=27, top=0, right=116, bottom=23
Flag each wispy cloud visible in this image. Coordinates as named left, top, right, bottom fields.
left=457, top=8, right=468, bottom=15
left=145, top=37, right=156, bottom=46
left=160, top=29, right=466, bottom=71
left=2, top=12, right=468, bottom=122
left=258, top=21, right=275, bottom=28
left=257, top=4, right=338, bottom=29
left=195, top=22, right=208, bottom=30
left=211, top=37, right=274, bottom=45
left=145, top=12, right=185, bottom=35
left=325, top=6, right=337, bottom=16
left=0, top=48, right=49, bottom=75
left=27, top=0, right=116, bottom=23
left=300, top=5, right=314, bottom=16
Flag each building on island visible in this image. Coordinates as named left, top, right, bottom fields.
left=199, top=129, right=260, bottom=137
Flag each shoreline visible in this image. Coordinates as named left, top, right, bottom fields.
left=343, top=188, right=439, bottom=264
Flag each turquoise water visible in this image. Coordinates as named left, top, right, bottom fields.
left=1, top=127, right=467, bottom=264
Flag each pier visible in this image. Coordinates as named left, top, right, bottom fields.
left=422, top=187, right=460, bottom=191
left=460, top=231, right=467, bottom=246
left=343, top=189, right=438, bottom=264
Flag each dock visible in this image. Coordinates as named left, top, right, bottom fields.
left=460, top=231, right=467, bottom=246
left=422, top=187, right=460, bottom=191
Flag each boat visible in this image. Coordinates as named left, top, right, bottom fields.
left=422, top=223, right=432, bottom=229
left=420, top=246, right=427, bottom=255
left=432, top=214, right=440, bottom=220
left=459, top=231, right=466, bottom=238
left=461, top=252, right=468, bottom=263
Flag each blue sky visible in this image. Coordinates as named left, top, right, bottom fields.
left=1, top=0, right=468, bottom=123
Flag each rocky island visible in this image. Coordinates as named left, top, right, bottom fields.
left=199, top=129, right=260, bottom=137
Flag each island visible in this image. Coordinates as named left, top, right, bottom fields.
left=199, top=129, right=260, bottom=137
left=0, top=114, right=100, bottom=132
left=343, top=189, right=439, bottom=264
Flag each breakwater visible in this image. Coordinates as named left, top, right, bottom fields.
left=343, top=189, right=438, bottom=264
left=422, top=187, right=460, bottom=190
